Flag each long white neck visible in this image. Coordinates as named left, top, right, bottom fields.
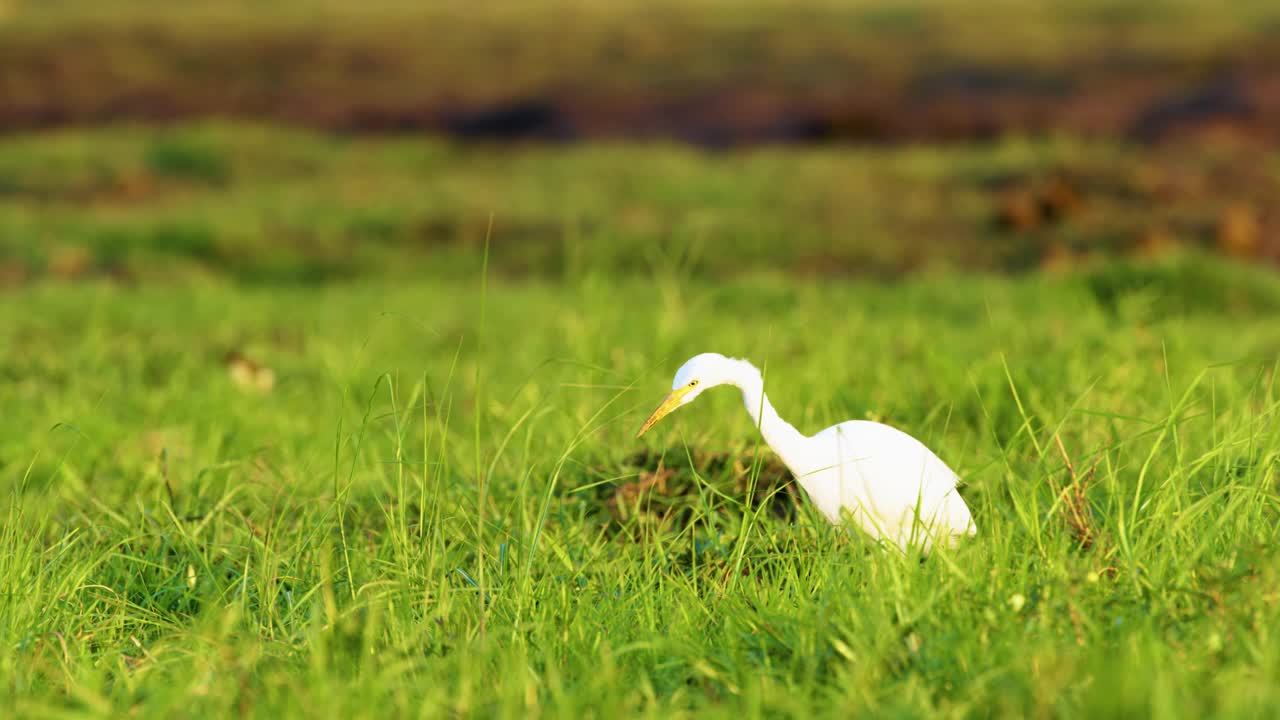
left=726, top=361, right=809, bottom=473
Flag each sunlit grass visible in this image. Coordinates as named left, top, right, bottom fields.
left=3, top=261, right=1279, bottom=716
left=2, top=125, right=1276, bottom=286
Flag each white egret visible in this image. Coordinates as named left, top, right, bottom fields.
left=636, top=353, right=976, bottom=551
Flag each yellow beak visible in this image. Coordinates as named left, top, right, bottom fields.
left=635, top=386, right=692, bottom=438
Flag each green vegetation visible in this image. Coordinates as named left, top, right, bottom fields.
left=2, top=125, right=1276, bottom=287
left=4, top=250, right=1280, bottom=715
left=2, top=4, right=1279, bottom=711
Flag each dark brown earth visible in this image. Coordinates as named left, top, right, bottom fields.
left=3, top=15, right=1280, bottom=146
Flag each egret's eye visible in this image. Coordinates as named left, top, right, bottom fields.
left=689, top=380, right=699, bottom=387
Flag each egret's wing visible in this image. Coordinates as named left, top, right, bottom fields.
left=807, top=420, right=975, bottom=547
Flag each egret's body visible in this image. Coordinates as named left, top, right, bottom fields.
left=637, top=353, right=975, bottom=551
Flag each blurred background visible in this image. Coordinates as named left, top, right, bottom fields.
left=1, top=0, right=1278, bottom=285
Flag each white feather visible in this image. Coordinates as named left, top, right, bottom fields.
left=642, top=353, right=976, bottom=551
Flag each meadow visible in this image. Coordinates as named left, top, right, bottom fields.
left=3, top=122, right=1280, bottom=717
left=3, top=125, right=1277, bottom=287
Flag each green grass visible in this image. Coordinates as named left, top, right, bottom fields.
left=2, top=125, right=1277, bottom=286
left=4, top=256, right=1280, bottom=717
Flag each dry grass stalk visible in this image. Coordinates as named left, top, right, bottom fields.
left=1053, top=434, right=1099, bottom=550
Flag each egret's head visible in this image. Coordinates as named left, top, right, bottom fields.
left=636, top=353, right=733, bottom=438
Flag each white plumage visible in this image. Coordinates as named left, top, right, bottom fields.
left=637, top=353, right=975, bottom=551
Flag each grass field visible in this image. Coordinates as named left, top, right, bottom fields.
left=6, top=0, right=1280, bottom=715
left=4, top=243, right=1280, bottom=715
left=3, top=125, right=1277, bottom=288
